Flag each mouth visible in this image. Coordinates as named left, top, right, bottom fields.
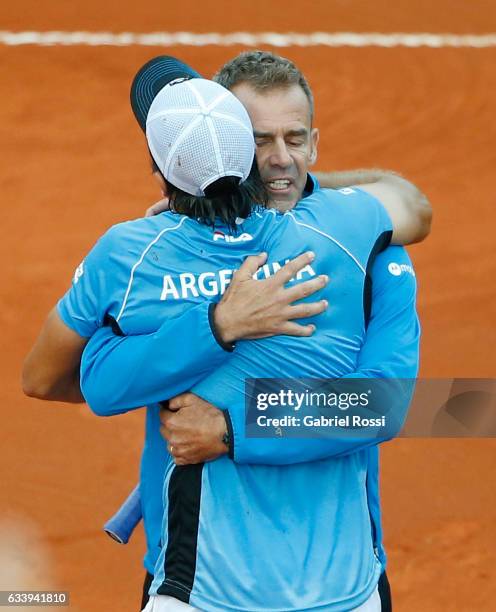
left=266, top=179, right=293, bottom=192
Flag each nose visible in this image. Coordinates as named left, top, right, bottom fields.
left=268, top=138, right=292, bottom=169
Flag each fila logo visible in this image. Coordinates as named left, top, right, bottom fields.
left=213, top=231, right=253, bottom=243
left=388, top=262, right=415, bottom=277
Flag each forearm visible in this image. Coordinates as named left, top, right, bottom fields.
left=315, top=169, right=432, bottom=245
left=228, top=249, right=420, bottom=465
left=226, top=378, right=414, bottom=466
left=22, top=362, right=84, bottom=403
left=37, top=373, right=85, bottom=403
left=225, top=417, right=391, bottom=466
left=80, top=302, right=232, bottom=416
left=81, top=252, right=329, bottom=416
left=22, top=307, right=87, bottom=403
left=314, top=168, right=402, bottom=190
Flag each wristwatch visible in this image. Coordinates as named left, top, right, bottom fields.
left=221, top=411, right=234, bottom=458
left=222, top=430, right=231, bottom=452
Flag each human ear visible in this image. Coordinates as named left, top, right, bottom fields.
left=309, top=128, right=319, bottom=165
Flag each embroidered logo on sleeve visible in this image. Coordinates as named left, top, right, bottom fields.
left=388, top=262, right=415, bottom=277
left=73, top=261, right=85, bottom=284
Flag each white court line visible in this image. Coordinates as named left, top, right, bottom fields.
left=1, top=31, right=496, bottom=48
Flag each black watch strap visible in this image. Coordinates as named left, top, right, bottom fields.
left=222, top=410, right=234, bottom=459
left=208, top=303, right=236, bottom=352
left=222, top=430, right=231, bottom=450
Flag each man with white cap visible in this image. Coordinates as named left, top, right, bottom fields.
left=24, top=55, right=427, bottom=610
left=84, top=55, right=424, bottom=611
left=74, top=60, right=417, bottom=611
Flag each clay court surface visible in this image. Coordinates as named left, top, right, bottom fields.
left=1, top=1, right=496, bottom=610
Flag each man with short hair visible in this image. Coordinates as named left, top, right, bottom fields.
left=215, top=50, right=319, bottom=213
left=78, top=55, right=426, bottom=611
left=147, top=51, right=429, bottom=242
left=23, top=52, right=429, bottom=610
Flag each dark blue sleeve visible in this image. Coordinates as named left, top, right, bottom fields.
left=80, top=302, right=232, bottom=416
left=229, top=246, right=420, bottom=464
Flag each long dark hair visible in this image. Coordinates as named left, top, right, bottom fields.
left=152, top=158, right=269, bottom=231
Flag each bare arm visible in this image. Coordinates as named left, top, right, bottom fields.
left=22, top=307, right=87, bottom=403
left=314, top=169, right=432, bottom=245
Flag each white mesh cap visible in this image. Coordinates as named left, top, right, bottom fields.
left=146, top=78, right=255, bottom=197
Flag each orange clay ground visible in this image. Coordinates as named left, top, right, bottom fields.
left=1, top=1, right=495, bottom=610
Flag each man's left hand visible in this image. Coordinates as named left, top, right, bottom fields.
left=161, top=393, right=228, bottom=465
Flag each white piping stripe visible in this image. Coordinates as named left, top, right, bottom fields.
left=116, top=216, right=188, bottom=322
left=205, top=115, right=224, bottom=176
left=187, top=80, right=207, bottom=110
left=2, top=31, right=496, bottom=48
left=206, top=90, right=231, bottom=112
left=210, top=110, right=255, bottom=137
left=286, top=212, right=367, bottom=275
